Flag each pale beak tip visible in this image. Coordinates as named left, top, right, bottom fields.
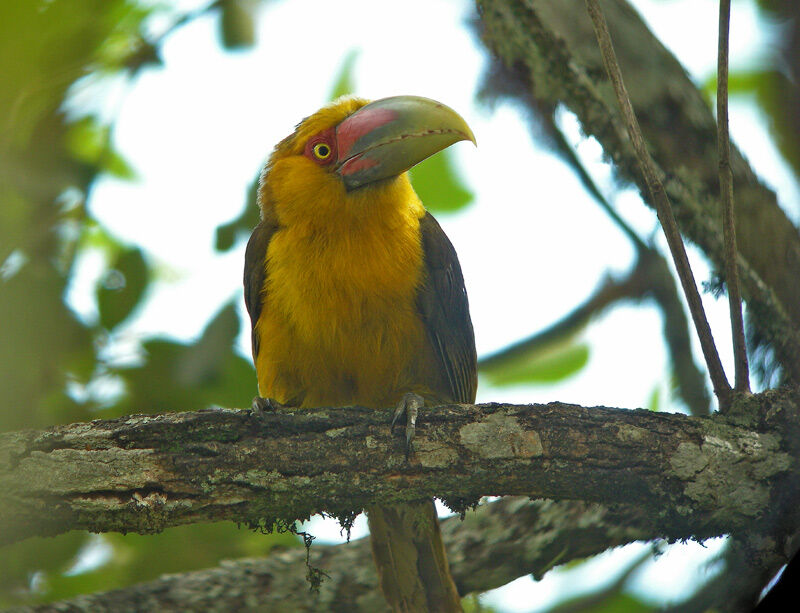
left=462, top=125, right=477, bottom=147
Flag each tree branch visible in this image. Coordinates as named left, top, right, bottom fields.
left=479, top=245, right=711, bottom=416
left=8, top=497, right=656, bottom=613
left=584, top=0, right=732, bottom=408
left=2, top=394, right=798, bottom=549
left=477, top=63, right=710, bottom=416
left=475, top=0, right=800, bottom=384
left=717, top=0, right=750, bottom=395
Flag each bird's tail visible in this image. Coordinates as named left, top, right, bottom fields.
left=367, top=499, right=462, bottom=612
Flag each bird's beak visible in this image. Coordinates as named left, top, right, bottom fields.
left=334, top=95, right=476, bottom=191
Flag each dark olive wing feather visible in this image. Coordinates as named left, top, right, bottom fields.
left=243, top=218, right=279, bottom=360
left=417, top=212, right=477, bottom=404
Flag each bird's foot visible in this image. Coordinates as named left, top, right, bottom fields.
left=391, top=392, right=425, bottom=457
left=251, top=396, right=286, bottom=414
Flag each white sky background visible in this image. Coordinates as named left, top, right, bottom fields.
left=66, top=0, right=799, bottom=609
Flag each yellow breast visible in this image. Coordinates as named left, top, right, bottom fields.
left=254, top=175, right=428, bottom=409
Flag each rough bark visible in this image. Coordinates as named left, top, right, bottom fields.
left=0, top=497, right=692, bottom=612
left=2, top=393, right=798, bottom=549
left=473, top=2, right=800, bottom=607
left=476, top=0, right=800, bottom=382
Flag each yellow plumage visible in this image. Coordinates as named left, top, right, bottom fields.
left=255, top=170, right=429, bottom=408
left=244, top=95, right=476, bottom=612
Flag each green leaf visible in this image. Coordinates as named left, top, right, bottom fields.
left=215, top=176, right=260, bottom=251
left=409, top=149, right=474, bottom=213
left=0, top=532, right=89, bottom=607
left=96, top=247, right=149, bottom=331
left=13, top=524, right=298, bottom=606
left=176, top=301, right=241, bottom=386
left=702, top=69, right=772, bottom=99
left=104, top=149, right=136, bottom=180
left=79, top=222, right=124, bottom=253
left=111, top=301, right=257, bottom=415
left=461, top=594, right=500, bottom=613
left=0, top=263, right=96, bottom=431
left=482, top=342, right=590, bottom=385
left=65, top=116, right=136, bottom=179
left=551, top=591, right=653, bottom=613
left=702, top=68, right=800, bottom=179
left=647, top=385, right=661, bottom=412
left=328, top=49, right=359, bottom=100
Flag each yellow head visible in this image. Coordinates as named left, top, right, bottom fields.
left=259, top=95, right=475, bottom=228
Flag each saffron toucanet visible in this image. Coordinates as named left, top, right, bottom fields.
left=244, top=95, right=477, bottom=612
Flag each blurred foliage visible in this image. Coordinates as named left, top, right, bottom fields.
left=410, top=148, right=475, bottom=214
left=482, top=341, right=590, bottom=385
left=0, top=0, right=287, bottom=606
left=44, top=524, right=296, bottom=605
left=480, top=332, right=590, bottom=386
left=330, top=49, right=360, bottom=101
left=703, top=68, right=800, bottom=181
left=701, top=2, right=800, bottom=185
left=0, top=524, right=297, bottom=607
left=215, top=173, right=261, bottom=251
left=647, top=384, right=661, bottom=412
left=109, top=301, right=256, bottom=416
left=0, top=533, right=87, bottom=607
left=66, top=116, right=136, bottom=180
left=462, top=594, right=501, bottom=612
left=549, top=592, right=653, bottom=613
left=96, top=246, right=149, bottom=331
left=219, top=0, right=259, bottom=49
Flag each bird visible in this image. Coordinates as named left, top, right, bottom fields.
left=244, top=95, right=477, bottom=612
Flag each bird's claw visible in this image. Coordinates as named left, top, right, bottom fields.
left=392, top=392, right=425, bottom=457
left=251, top=396, right=285, bottom=414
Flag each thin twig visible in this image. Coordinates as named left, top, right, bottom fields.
left=717, top=0, right=750, bottom=396
left=585, top=0, right=732, bottom=409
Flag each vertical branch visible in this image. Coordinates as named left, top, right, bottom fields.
left=585, top=0, right=732, bottom=409
left=717, top=0, right=751, bottom=395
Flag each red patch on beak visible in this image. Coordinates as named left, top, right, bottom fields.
left=337, top=154, right=379, bottom=177
left=335, top=107, right=398, bottom=161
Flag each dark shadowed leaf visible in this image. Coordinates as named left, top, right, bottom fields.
left=0, top=263, right=96, bottom=431
left=66, top=116, right=136, bottom=180
left=111, top=301, right=256, bottom=414
left=410, top=149, right=474, bottom=213
left=96, top=247, right=149, bottom=331
left=550, top=591, right=653, bottom=613
left=215, top=176, right=260, bottom=251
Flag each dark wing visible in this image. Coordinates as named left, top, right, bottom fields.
left=243, top=217, right=279, bottom=360
left=417, top=212, right=477, bottom=404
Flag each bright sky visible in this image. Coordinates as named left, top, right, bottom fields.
left=66, top=0, right=798, bottom=609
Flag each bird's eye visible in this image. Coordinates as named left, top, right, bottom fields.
left=312, top=143, right=332, bottom=160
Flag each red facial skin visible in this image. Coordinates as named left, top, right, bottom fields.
left=303, top=126, right=337, bottom=166
left=303, top=107, right=399, bottom=178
